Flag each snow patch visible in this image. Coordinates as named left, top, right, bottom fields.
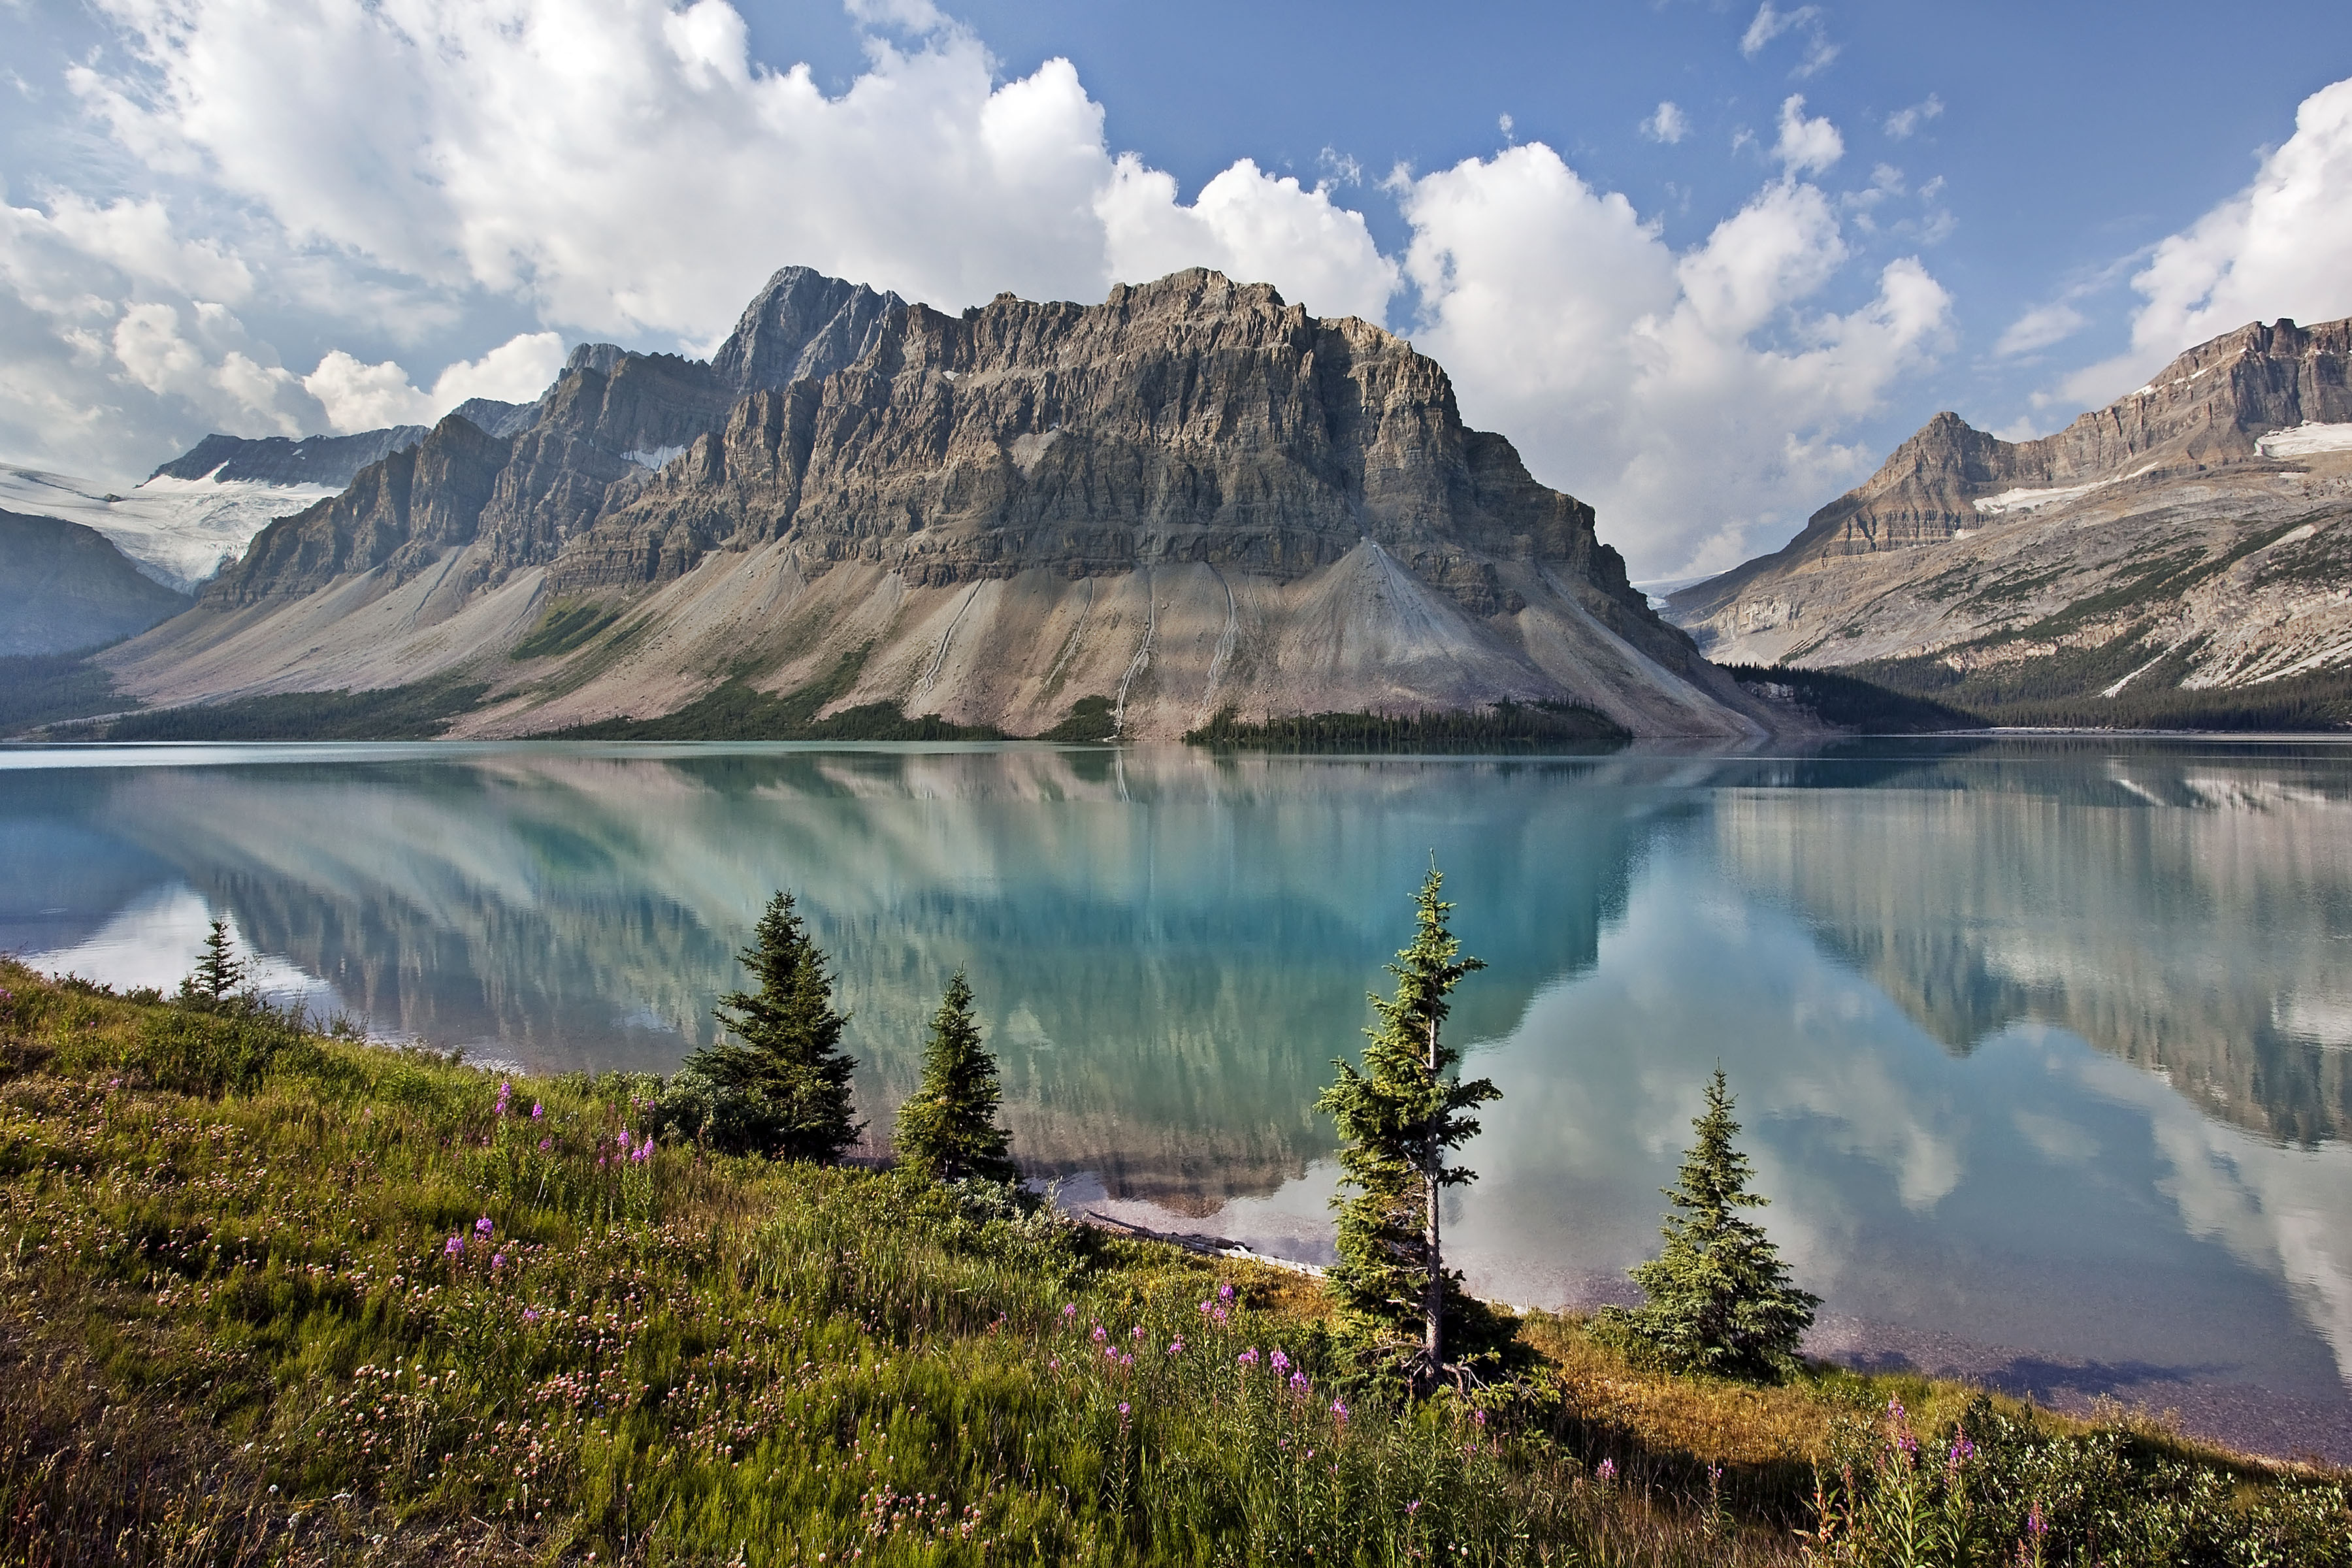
left=1972, top=479, right=2109, bottom=515
left=624, top=444, right=688, bottom=469
left=0, top=466, right=338, bottom=592
left=2257, top=423, right=2352, bottom=458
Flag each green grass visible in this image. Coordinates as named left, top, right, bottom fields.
left=92, top=675, right=490, bottom=741
left=1, top=962, right=2344, bottom=1565
left=1185, top=701, right=1629, bottom=753
left=512, top=600, right=629, bottom=661
left=0, top=651, right=144, bottom=736
left=1038, top=696, right=1119, bottom=744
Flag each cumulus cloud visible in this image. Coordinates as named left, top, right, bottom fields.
left=1641, top=101, right=1690, bottom=145
left=1098, top=157, right=1396, bottom=321
left=1883, top=93, right=1943, bottom=141
left=1772, top=95, right=1844, bottom=176
left=1403, top=143, right=1952, bottom=578
left=1740, top=3, right=1838, bottom=78
left=2057, top=76, right=2352, bottom=406
left=302, top=331, right=570, bottom=433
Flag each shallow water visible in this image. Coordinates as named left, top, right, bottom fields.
left=5, top=736, right=2349, bottom=1458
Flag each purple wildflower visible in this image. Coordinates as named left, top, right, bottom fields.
left=444, top=1234, right=464, bottom=1256
left=531, top=1102, right=543, bottom=1119
left=2027, top=1501, right=2047, bottom=1538
left=1472, top=1409, right=1486, bottom=1426
left=1330, top=1399, right=1348, bottom=1424
left=1091, top=1325, right=1107, bottom=1343
left=1269, top=1349, right=1290, bottom=1374
left=1948, top=1429, right=1975, bottom=1469
left=1168, top=1337, right=1185, bottom=1355
left=1198, top=1299, right=1213, bottom=1316
left=1218, top=1282, right=1235, bottom=1303
left=1288, top=1370, right=1309, bottom=1392
left=475, top=1216, right=494, bottom=1237
left=495, top=1081, right=512, bottom=1115
left=1131, top=1324, right=1145, bottom=1341
left=1117, top=1401, right=1130, bottom=1417
left=1237, top=1348, right=1259, bottom=1368
left=491, top=1252, right=505, bottom=1269
left=523, top=1307, right=540, bottom=1324
left=1597, top=1458, right=1617, bottom=1484
left=1211, top=1305, right=1229, bottom=1324
left=538, top=1137, right=552, bottom=1151
left=1407, top=1499, right=1422, bottom=1516
left=1062, top=1303, right=1078, bottom=1320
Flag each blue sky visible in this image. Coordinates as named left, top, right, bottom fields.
left=5, top=0, right=2351, bottom=578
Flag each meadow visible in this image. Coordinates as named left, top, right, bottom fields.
left=1, top=958, right=2345, bottom=1565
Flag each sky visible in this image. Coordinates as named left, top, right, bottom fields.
left=5, top=1, right=2351, bottom=581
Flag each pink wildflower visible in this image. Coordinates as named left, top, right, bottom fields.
left=1218, top=1282, right=1235, bottom=1303
left=1091, top=1325, right=1106, bottom=1343
left=1288, top=1370, right=1309, bottom=1392
left=1269, top=1349, right=1290, bottom=1374
left=1168, top=1337, right=1185, bottom=1355
left=1330, top=1399, right=1348, bottom=1423
left=1596, top=1458, right=1617, bottom=1484
left=1237, top=1348, right=1259, bottom=1368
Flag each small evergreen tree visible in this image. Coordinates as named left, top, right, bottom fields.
left=1601, top=1068, right=1820, bottom=1381
left=894, top=970, right=1019, bottom=1185
left=1316, top=862, right=1500, bottom=1385
left=183, top=917, right=248, bottom=1005
left=683, top=890, right=861, bottom=1161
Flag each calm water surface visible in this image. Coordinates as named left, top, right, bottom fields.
left=5, top=738, right=2350, bottom=1458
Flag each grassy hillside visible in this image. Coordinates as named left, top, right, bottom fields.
left=1, top=960, right=2344, bottom=1565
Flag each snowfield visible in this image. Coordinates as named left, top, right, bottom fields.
left=0, top=466, right=337, bottom=593
left=2257, top=423, right=2352, bottom=458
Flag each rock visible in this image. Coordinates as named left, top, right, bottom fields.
left=0, top=510, right=191, bottom=655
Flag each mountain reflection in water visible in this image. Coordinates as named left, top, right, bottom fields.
left=4, top=737, right=2350, bottom=1456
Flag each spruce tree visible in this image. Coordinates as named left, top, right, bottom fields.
left=185, top=917, right=248, bottom=1005
left=1316, top=862, right=1499, bottom=1384
left=688, top=891, right=862, bottom=1161
left=894, top=971, right=1019, bottom=1185
left=1603, top=1068, right=1820, bottom=1381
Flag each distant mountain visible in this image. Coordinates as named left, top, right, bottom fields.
left=1669, top=317, right=2352, bottom=726
left=150, top=427, right=433, bottom=488
left=0, top=510, right=191, bottom=655
left=97, top=265, right=1768, bottom=740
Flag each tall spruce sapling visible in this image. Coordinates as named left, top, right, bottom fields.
left=1601, top=1067, right=1819, bottom=1381
left=1316, top=862, right=1501, bottom=1385
left=683, top=890, right=862, bottom=1161
left=181, top=917, right=248, bottom=1007
left=894, top=970, right=1019, bottom=1185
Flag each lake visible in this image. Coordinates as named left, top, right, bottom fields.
left=5, top=736, right=2349, bottom=1460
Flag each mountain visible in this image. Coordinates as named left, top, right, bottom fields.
left=97, top=267, right=1767, bottom=740
left=0, top=464, right=344, bottom=595
left=150, top=427, right=434, bottom=487
left=1668, top=317, right=2352, bottom=725
left=0, top=510, right=191, bottom=655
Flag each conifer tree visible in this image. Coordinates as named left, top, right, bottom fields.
left=185, top=917, right=248, bottom=1005
left=894, top=970, right=1019, bottom=1185
left=1603, top=1068, right=1820, bottom=1381
left=1316, top=862, right=1499, bottom=1384
left=687, top=890, right=862, bottom=1161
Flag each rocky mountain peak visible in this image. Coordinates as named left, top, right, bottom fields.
left=711, top=265, right=906, bottom=397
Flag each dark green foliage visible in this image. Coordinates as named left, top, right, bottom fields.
left=679, top=890, right=861, bottom=1160
left=1722, top=664, right=1985, bottom=733
left=1037, top=694, right=1118, bottom=742
left=1187, top=700, right=1629, bottom=752
left=1601, top=1069, right=1818, bottom=1381
left=0, top=653, right=142, bottom=734
left=509, top=598, right=625, bottom=659
left=183, top=917, right=246, bottom=1004
left=1850, top=645, right=2352, bottom=731
left=1316, top=864, right=1503, bottom=1381
left=549, top=645, right=1006, bottom=740
left=894, top=971, right=1020, bottom=1184
left=99, top=676, right=488, bottom=740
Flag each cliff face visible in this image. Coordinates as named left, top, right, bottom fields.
left=1666, top=316, right=2352, bottom=704
left=0, top=510, right=191, bottom=655
left=109, top=267, right=1768, bottom=740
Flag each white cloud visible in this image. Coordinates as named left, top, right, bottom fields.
left=1403, top=142, right=1952, bottom=579
left=1772, top=94, right=1843, bottom=176
left=1994, top=301, right=2087, bottom=358
left=2057, top=75, right=2352, bottom=407
left=304, top=330, right=568, bottom=433
left=1641, top=101, right=1690, bottom=145
left=1740, top=3, right=1838, bottom=78
left=1883, top=93, right=1943, bottom=141
left=1098, top=157, right=1396, bottom=321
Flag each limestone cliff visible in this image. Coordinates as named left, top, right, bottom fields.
left=106, top=268, right=1767, bottom=740
left=1669, top=316, right=2352, bottom=713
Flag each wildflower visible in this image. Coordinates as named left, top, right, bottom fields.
left=1237, top=1349, right=1259, bottom=1368
left=1217, top=1282, right=1235, bottom=1301
left=1131, top=1324, right=1145, bottom=1341
left=1596, top=1458, right=1617, bottom=1484
left=1948, top=1429, right=1975, bottom=1469
left=495, top=1081, right=512, bottom=1114
left=1288, top=1370, right=1309, bottom=1392
left=1091, top=1325, right=1106, bottom=1343
left=1270, top=1349, right=1290, bottom=1374
left=532, top=1102, right=543, bottom=1119
left=1330, top=1399, right=1348, bottom=1424
left=1472, top=1409, right=1486, bottom=1426
left=1117, top=1401, right=1130, bottom=1417
left=476, top=1216, right=494, bottom=1237
left=1407, top=1499, right=1422, bottom=1516
left=1168, top=1337, right=1185, bottom=1355
left=2027, top=1501, right=2047, bottom=1538
left=1198, top=1299, right=1213, bottom=1316
left=491, top=1252, right=505, bottom=1269
left=538, top=1137, right=552, bottom=1151
left=1211, top=1305, right=1229, bottom=1324
left=445, top=1235, right=464, bottom=1256
left=523, top=1308, right=540, bottom=1324
left=1062, top=1303, right=1077, bottom=1320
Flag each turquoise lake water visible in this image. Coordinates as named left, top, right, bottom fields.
left=4, top=737, right=2348, bottom=1458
